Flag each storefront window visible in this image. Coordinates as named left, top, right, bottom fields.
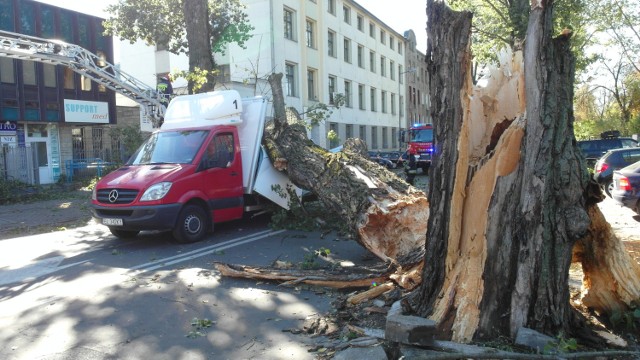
left=28, top=124, right=48, bottom=138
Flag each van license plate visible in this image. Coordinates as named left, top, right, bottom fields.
left=103, top=218, right=123, bottom=226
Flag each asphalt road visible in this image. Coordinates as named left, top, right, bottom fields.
left=0, top=215, right=372, bottom=360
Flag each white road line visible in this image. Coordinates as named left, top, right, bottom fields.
left=131, top=229, right=286, bottom=273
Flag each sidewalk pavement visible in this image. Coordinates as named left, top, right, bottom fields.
left=0, top=189, right=94, bottom=240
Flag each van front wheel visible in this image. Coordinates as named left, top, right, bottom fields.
left=173, top=204, right=210, bottom=243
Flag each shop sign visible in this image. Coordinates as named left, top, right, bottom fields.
left=64, top=99, right=110, bottom=123
left=0, top=120, right=17, bottom=136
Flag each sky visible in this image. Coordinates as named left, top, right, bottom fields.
left=34, top=0, right=428, bottom=53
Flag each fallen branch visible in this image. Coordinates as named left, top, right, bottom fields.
left=347, top=282, right=395, bottom=305
left=214, top=262, right=387, bottom=289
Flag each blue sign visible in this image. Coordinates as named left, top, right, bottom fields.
left=0, top=120, right=17, bottom=131
left=0, top=120, right=17, bottom=136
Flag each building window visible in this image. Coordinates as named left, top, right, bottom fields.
left=306, top=19, right=316, bottom=48
left=380, top=56, right=386, bottom=77
left=329, top=122, right=339, bottom=148
left=328, top=0, right=335, bottom=15
left=390, top=61, right=395, bottom=80
left=369, top=51, right=375, bottom=73
left=357, top=14, right=364, bottom=31
left=380, top=30, right=386, bottom=44
left=59, top=11, right=73, bottom=42
left=390, top=37, right=395, bottom=50
left=63, top=68, right=75, bottom=89
left=399, top=65, right=404, bottom=83
left=19, top=2, right=36, bottom=35
left=41, top=7, right=55, bottom=38
left=328, top=30, right=336, bottom=57
left=328, top=75, right=336, bottom=104
left=43, top=63, right=56, bottom=88
left=391, top=93, right=396, bottom=115
left=22, top=60, right=36, bottom=86
left=359, top=125, right=366, bottom=144
left=343, top=38, right=351, bottom=63
left=284, top=8, right=295, bottom=40
left=0, top=58, right=14, bottom=83
left=307, top=68, right=317, bottom=100
left=370, top=88, right=376, bottom=112
left=343, top=5, right=351, bottom=24
left=346, top=124, right=353, bottom=140
left=392, top=128, right=397, bottom=149
left=78, top=17, right=90, bottom=48
left=358, top=84, right=365, bottom=110
left=344, top=80, right=352, bottom=108
left=371, top=126, right=378, bottom=149
left=0, top=0, right=14, bottom=31
left=382, top=127, right=388, bottom=148
left=369, top=23, right=375, bottom=38
left=357, top=45, right=364, bottom=68
left=398, top=42, right=403, bottom=55
left=381, top=91, right=387, bottom=113
left=285, top=62, right=297, bottom=97
left=81, top=75, right=92, bottom=91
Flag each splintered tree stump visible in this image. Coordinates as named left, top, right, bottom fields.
left=411, top=0, right=640, bottom=346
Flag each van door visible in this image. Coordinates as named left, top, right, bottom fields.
left=200, top=131, right=243, bottom=222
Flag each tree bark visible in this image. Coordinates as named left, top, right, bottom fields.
left=182, top=0, right=216, bottom=93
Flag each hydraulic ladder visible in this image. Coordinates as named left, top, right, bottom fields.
left=0, top=29, right=166, bottom=127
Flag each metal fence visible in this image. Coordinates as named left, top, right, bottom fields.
left=0, top=145, right=38, bottom=185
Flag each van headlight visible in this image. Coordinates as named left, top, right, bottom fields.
left=140, top=182, right=172, bottom=201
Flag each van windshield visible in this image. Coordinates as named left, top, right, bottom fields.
left=127, top=130, right=209, bottom=165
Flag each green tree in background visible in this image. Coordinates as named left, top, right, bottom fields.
left=103, top=0, right=253, bottom=93
left=448, top=0, right=597, bottom=79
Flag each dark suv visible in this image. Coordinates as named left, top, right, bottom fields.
left=593, top=147, right=640, bottom=197
left=578, top=131, right=638, bottom=166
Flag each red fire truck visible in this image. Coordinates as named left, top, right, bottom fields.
left=405, top=123, right=434, bottom=173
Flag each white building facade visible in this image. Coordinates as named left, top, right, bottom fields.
left=118, top=0, right=415, bottom=152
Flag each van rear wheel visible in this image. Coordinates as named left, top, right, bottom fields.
left=109, top=228, right=140, bottom=239
left=173, top=204, right=210, bottom=243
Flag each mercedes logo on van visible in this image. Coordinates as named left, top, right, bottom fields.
left=108, top=189, right=119, bottom=203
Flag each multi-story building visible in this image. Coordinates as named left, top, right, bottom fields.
left=122, top=0, right=413, bottom=152
left=222, top=0, right=410, bottom=151
left=403, top=29, right=430, bottom=127
left=0, top=0, right=117, bottom=184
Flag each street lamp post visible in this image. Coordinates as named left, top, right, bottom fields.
left=398, top=68, right=416, bottom=153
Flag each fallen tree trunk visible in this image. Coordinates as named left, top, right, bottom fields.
left=262, top=73, right=428, bottom=270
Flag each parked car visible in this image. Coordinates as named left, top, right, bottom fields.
left=577, top=131, right=638, bottom=167
left=368, top=151, right=396, bottom=169
left=593, top=147, right=640, bottom=197
left=612, top=160, right=640, bottom=214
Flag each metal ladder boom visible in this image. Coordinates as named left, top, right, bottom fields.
left=0, top=30, right=166, bottom=127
